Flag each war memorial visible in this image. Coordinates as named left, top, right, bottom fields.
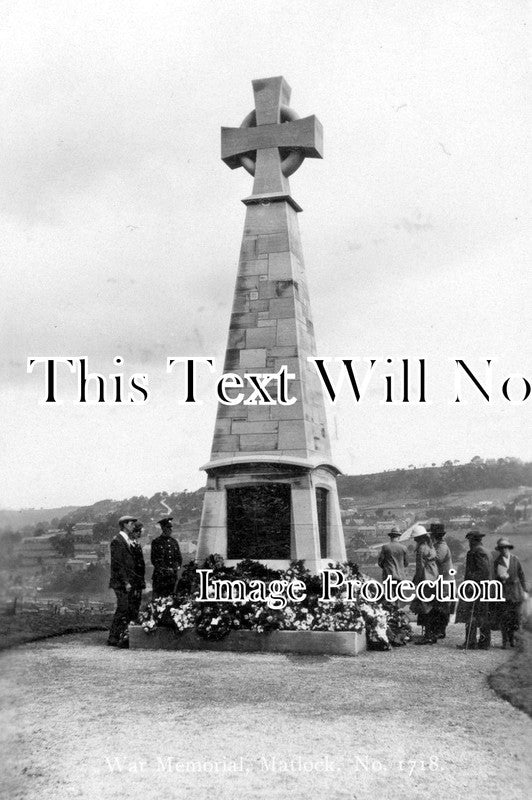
left=129, top=77, right=365, bottom=655
left=196, top=75, right=346, bottom=574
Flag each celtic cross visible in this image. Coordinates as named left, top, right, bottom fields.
left=221, top=76, right=323, bottom=210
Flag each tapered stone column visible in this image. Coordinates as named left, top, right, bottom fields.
left=197, top=77, right=346, bottom=573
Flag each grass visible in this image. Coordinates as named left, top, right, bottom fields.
left=489, top=622, right=532, bottom=717
left=0, top=610, right=112, bottom=651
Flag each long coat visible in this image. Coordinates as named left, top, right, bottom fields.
left=130, top=541, right=146, bottom=589
left=455, top=543, right=491, bottom=624
left=433, top=539, right=455, bottom=616
left=109, top=535, right=137, bottom=590
left=377, top=541, right=409, bottom=581
left=490, top=552, right=527, bottom=630
left=493, top=553, right=527, bottom=603
left=410, top=540, right=438, bottom=617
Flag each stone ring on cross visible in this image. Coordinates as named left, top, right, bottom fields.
left=221, top=76, right=323, bottom=203
left=238, top=106, right=305, bottom=178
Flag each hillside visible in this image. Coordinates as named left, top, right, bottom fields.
left=337, top=458, right=532, bottom=504
left=1, top=458, right=530, bottom=537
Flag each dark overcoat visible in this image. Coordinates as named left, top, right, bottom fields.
left=130, top=541, right=146, bottom=589
left=490, top=552, right=527, bottom=630
left=455, top=543, right=492, bottom=624
left=377, top=541, right=409, bottom=581
left=109, top=535, right=137, bottom=590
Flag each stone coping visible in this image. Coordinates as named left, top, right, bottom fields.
left=199, top=454, right=342, bottom=474
left=129, top=626, right=366, bottom=656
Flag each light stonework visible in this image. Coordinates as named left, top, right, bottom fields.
left=197, top=77, right=346, bottom=571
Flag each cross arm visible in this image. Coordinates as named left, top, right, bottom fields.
left=221, top=116, right=323, bottom=169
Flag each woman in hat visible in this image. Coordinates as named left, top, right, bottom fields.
left=410, top=525, right=439, bottom=644
left=430, top=523, right=454, bottom=639
left=491, top=538, right=527, bottom=648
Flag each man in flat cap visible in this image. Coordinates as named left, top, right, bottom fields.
left=430, top=523, right=454, bottom=639
left=377, top=527, right=409, bottom=587
left=151, top=516, right=182, bottom=599
left=455, top=531, right=492, bottom=650
left=108, top=515, right=138, bottom=647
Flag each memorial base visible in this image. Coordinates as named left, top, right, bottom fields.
left=129, top=625, right=367, bottom=656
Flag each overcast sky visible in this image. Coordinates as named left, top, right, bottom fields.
left=1, top=0, right=529, bottom=509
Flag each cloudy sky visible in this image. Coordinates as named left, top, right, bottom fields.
left=1, top=0, right=529, bottom=509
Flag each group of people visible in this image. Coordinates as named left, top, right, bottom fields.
left=107, top=514, right=182, bottom=648
left=377, top=523, right=528, bottom=649
left=107, top=512, right=527, bottom=651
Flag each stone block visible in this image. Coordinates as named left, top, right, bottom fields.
left=258, top=281, right=277, bottom=300
left=277, top=420, right=308, bottom=450
left=231, top=420, right=278, bottom=434
left=240, top=260, right=268, bottom=276
left=276, top=318, right=298, bottom=346
left=274, top=279, right=297, bottom=297
left=129, top=627, right=367, bottom=656
left=239, top=433, right=278, bottom=451
left=231, top=294, right=249, bottom=313
left=236, top=275, right=260, bottom=291
left=268, top=252, right=292, bottom=280
left=211, top=434, right=239, bottom=452
left=257, top=319, right=277, bottom=327
left=270, top=346, right=297, bottom=358
left=223, top=349, right=241, bottom=371
left=214, top=418, right=232, bottom=435
left=230, top=312, right=258, bottom=329
left=239, top=348, right=267, bottom=368
left=246, top=405, right=272, bottom=421
left=244, top=202, right=289, bottom=234
left=269, top=402, right=304, bottom=421
left=257, top=233, right=290, bottom=254
left=248, top=299, right=270, bottom=312
left=216, top=403, right=249, bottom=419
left=246, top=326, right=277, bottom=348
left=269, top=298, right=295, bottom=318
left=240, top=237, right=257, bottom=259
left=228, top=329, right=246, bottom=349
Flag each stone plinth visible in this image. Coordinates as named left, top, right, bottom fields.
left=129, top=625, right=367, bottom=656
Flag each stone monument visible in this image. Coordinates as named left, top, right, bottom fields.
left=196, top=77, right=346, bottom=573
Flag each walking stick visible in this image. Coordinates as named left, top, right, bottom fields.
left=465, top=599, right=476, bottom=651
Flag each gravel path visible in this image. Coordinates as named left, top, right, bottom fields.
left=0, top=626, right=530, bottom=800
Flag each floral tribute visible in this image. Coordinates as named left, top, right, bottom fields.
left=139, top=557, right=412, bottom=650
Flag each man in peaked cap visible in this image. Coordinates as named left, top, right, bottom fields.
left=377, top=526, right=409, bottom=585
left=108, top=515, right=139, bottom=647
left=150, top=516, right=182, bottom=599
left=455, top=531, right=492, bottom=650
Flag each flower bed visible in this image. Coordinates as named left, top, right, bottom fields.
left=135, top=558, right=411, bottom=653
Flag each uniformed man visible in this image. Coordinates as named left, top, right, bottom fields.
left=150, top=515, right=182, bottom=598
left=455, top=531, right=492, bottom=650
left=377, top=526, right=409, bottom=584
left=129, top=521, right=146, bottom=621
left=108, top=515, right=138, bottom=648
